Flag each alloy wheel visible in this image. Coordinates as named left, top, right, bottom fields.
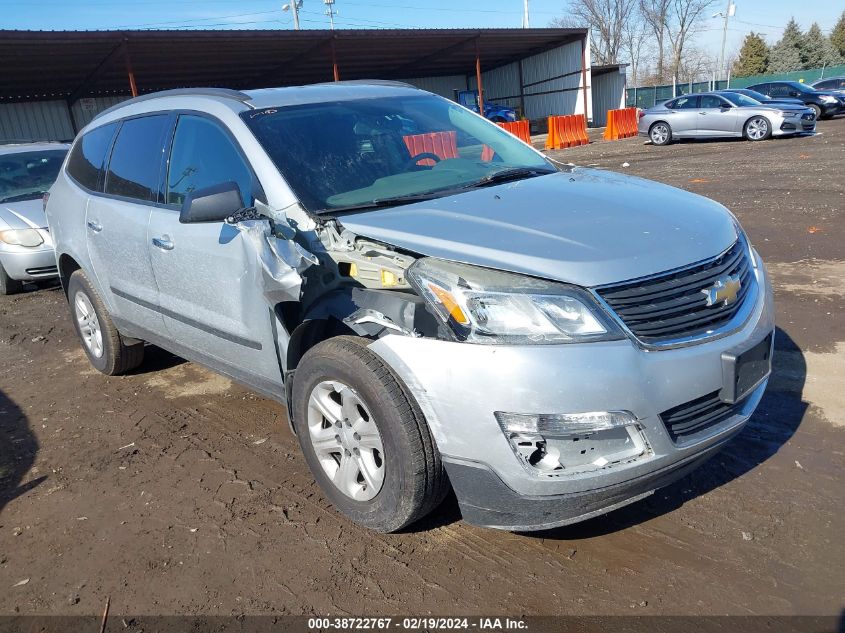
left=306, top=380, right=385, bottom=501
left=74, top=292, right=104, bottom=358
left=650, top=123, right=669, bottom=145
left=747, top=117, right=769, bottom=140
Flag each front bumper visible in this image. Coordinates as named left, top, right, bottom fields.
left=0, top=241, right=58, bottom=281
left=774, top=114, right=816, bottom=135
left=368, top=257, right=774, bottom=530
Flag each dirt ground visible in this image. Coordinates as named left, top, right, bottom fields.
left=1, top=119, right=843, bottom=618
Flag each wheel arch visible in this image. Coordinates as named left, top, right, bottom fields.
left=743, top=114, right=772, bottom=138
left=57, top=252, right=82, bottom=296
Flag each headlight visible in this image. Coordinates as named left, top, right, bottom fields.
left=780, top=110, right=798, bottom=117
left=0, top=228, right=43, bottom=247
left=407, top=258, right=623, bottom=344
left=820, top=95, right=837, bottom=103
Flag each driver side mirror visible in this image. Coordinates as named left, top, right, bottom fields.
left=720, top=103, right=732, bottom=109
left=180, top=181, right=244, bottom=224
left=789, top=91, right=800, bottom=97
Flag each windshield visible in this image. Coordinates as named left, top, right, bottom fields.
left=739, top=89, right=770, bottom=101
left=241, top=94, right=554, bottom=213
left=721, top=92, right=762, bottom=107
left=0, top=149, right=67, bottom=203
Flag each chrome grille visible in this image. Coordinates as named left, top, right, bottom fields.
left=595, top=240, right=753, bottom=345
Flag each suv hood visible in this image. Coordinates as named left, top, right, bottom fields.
left=339, top=169, right=738, bottom=288
left=0, top=199, right=47, bottom=230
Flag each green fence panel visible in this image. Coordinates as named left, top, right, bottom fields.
left=626, top=64, right=845, bottom=106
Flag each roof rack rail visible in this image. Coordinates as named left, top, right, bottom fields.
left=93, top=87, right=253, bottom=121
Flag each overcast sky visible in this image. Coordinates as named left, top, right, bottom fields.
left=3, top=0, right=842, bottom=62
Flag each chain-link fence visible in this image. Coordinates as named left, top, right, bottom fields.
left=626, top=63, right=845, bottom=107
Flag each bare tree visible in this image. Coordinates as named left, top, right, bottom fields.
left=551, top=0, right=638, bottom=65
left=639, top=0, right=671, bottom=82
left=666, top=0, right=716, bottom=83
left=621, top=13, right=653, bottom=86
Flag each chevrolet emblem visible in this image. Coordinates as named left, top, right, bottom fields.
left=701, top=275, right=741, bottom=307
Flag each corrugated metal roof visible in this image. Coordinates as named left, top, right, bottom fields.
left=0, top=28, right=586, bottom=102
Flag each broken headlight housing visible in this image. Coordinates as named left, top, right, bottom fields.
left=406, top=258, right=623, bottom=344
left=495, top=411, right=650, bottom=475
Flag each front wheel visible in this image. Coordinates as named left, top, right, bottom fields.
left=0, top=263, right=24, bottom=296
left=292, top=336, right=448, bottom=532
left=744, top=116, right=771, bottom=141
left=809, top=104, right=822, bottom=120
left=649, top=122, right=672, bottom=146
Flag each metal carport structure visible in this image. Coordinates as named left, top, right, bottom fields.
left=0, top=28, right=592, bottom=142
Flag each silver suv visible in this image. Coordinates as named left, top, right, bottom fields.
left=46, top=83, right=774, bottom=532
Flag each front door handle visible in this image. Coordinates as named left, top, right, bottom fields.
left=152, top=236, right=174, bottom=251
left=698, top=111, right=707, bottom=115
left=87, top=220, right=103, bottom=233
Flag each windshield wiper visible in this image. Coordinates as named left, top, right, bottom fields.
left=456, top=167, right=556, bottom=191
left=0, top=191, right=46, bottom=204
left=319, top=190, right=457, bottom=215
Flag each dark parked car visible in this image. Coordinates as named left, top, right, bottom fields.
left=746, top=81, right=842, bottom=119
left=810, top=76, right=845, bottom=98
left=720, top=88, right=804, bottom=107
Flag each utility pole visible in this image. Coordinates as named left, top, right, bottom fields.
left=522, top=0, right=530, bottom=28
left=324, top=0, right=337, bottom=30
left=716, top=1, right=735, bottom=81
left=282, top=0, right=302, bottom=30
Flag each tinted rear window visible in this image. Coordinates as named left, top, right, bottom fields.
left=105, top=115, right=170, bottom=202
left=66, top=123, right=117, bottom=191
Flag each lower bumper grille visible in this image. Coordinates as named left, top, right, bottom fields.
left=660, top=391, right=741, bottom=442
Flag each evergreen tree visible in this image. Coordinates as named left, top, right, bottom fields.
left=732, top=32, right=769, bottom=77
left=829, top=11, right=845, bottom=59
left=802, top=23, right=843, bottom=68
left=768, top=18, right=805, bottom=72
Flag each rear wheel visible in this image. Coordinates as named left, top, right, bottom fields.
left=649, top=122, right=672, bottom=146
left=744, top=116, right=771, bottom=141
left=67, top=270, right=144, bottom=375
left=0, top=264, right=24, bottom=296
left=292, top=336, right=448, bottom=532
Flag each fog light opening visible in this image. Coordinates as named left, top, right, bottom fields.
left=496, top=411, right=649, bottom=476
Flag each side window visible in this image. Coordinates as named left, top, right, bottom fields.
left=675, top=96, right=699, bottom=109
left=166, top=115, right=254, bottom=207
left=65, top=123, right=117, bottom=191
left=699, top=95, right=724, bottom=109
left=769, top=84, right=787, bottom=97
left=751, top=84, right=769, bottom=95
left=104, top=115, right=170, bottom=202
left=814, top=79, right=833, bottom=90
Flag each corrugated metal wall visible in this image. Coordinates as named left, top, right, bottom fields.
left=591, top=68, right=626, bottom=127
left=402, top=75, right=467, bottom=99
left=467, top=38, right=591, bottom=122
left=0, top=100, right=75, bottom=143
left=70, top=95, right=130, bottom=130
left=0, top=95, right=131, bottom=143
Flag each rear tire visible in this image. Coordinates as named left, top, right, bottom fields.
left=67, top=270, right=144, bottom=375
left=292, top=336, right=448, bottom=532
left=744, top=116, right=772, bottom=141
left=0, top=264, right=24, bottom=296
left=649, top=122, right=672, bottom=146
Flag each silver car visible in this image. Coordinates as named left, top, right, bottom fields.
left=0, top=142, right=68, bottom=294
left=639, top=91, right=815, bottom=146
left=46, top=84, right=774, bottom=532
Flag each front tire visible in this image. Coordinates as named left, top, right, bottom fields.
left=649, top=122, right=672, bottom=146
left=292, top=336, right=448, bottom=532
left=808, top=104, right=822, bottom=120
left=0, top=263, right=24, bottom=296
left=67, top=270, right=144, bottom=375
left=744, top=116, right=772, bottom=141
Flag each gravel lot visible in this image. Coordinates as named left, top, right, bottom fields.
left=1, top=118, right=843, bottom=618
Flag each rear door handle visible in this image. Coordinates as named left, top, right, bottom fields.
left=87, top=220, right=103, bottom=233
left=152, top=236, right=174, bottom=251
